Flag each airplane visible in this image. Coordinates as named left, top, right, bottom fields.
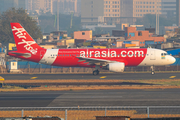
left=8, top=23, right=176, bottom=75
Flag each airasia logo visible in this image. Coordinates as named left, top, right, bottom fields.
left=80, top=50, right=144, bottom=58
left=12, top=26, right=37, bottom=55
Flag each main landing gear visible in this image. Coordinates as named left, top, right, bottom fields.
left=93, top=70, right=99, bottom=75
left=151, top=66, right=155, bottom=75
left=93, top=65, right=100, bottom=75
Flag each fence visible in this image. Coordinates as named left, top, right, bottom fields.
left=0, top=61, right=180, bottom=74
left=1, top=66, right=180, bottom=74
left=1, top=65, right=180, bottom=74
left=0, top=106, right=180, bottom=120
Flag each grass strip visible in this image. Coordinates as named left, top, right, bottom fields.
left=0, top=110, right=180, bottom=119
left=1, top=85, right=180, bottom=92
left=2, top=79, right=180, bottom=92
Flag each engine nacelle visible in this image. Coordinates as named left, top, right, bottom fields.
left=103, top=62, right=125, bottom=72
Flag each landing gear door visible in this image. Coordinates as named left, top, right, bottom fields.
left=150, top=50, right=156, bottom=60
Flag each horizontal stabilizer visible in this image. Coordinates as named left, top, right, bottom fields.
left=9, top=51, right=31, bottom=58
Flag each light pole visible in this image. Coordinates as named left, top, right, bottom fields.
left=156, top=11, right=159, bottom=35
left=57, top=0, right=60, bottom=31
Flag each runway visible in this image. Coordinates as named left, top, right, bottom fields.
left=0, top=73, right=180, bottom=107
left=0, top=72, right=180, bottom=80
left=0, top=89, right=180, bottom=107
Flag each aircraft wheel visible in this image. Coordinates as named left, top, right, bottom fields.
left=93, top=70, right=99, bottom=75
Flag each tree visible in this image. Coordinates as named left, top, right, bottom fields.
left=0, top=8, right=42, bottom=43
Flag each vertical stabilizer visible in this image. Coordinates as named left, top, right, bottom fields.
left=10, top=23, right=42, bottom=55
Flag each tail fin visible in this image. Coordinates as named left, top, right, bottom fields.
left=10, top=23, right=42, bottom=55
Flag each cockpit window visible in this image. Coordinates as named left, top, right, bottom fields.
left=161, top=53, right=167, bottom=56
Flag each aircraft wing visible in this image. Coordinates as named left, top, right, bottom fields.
left=76, top=57, right=116, bottom=65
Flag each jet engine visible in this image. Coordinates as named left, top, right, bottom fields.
left=103, top=62, right=125, bottom=72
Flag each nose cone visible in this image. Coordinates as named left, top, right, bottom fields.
left=170, top=56, right=176, bottom=64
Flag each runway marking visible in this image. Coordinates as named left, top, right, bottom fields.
left=31, top=77, right=37, bottom=79
left=100, top=76, right=106, bottom=79
left=169, top=76, right=176, bottom=79
left=0, top=76, right=4, bottom=81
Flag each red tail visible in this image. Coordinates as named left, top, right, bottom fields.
left=10, top=23, right=42, bottom=55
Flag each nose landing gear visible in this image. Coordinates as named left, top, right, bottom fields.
left=151, top=66, right=155, bottom=75
left=151, top=71, right=155, bottom=75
